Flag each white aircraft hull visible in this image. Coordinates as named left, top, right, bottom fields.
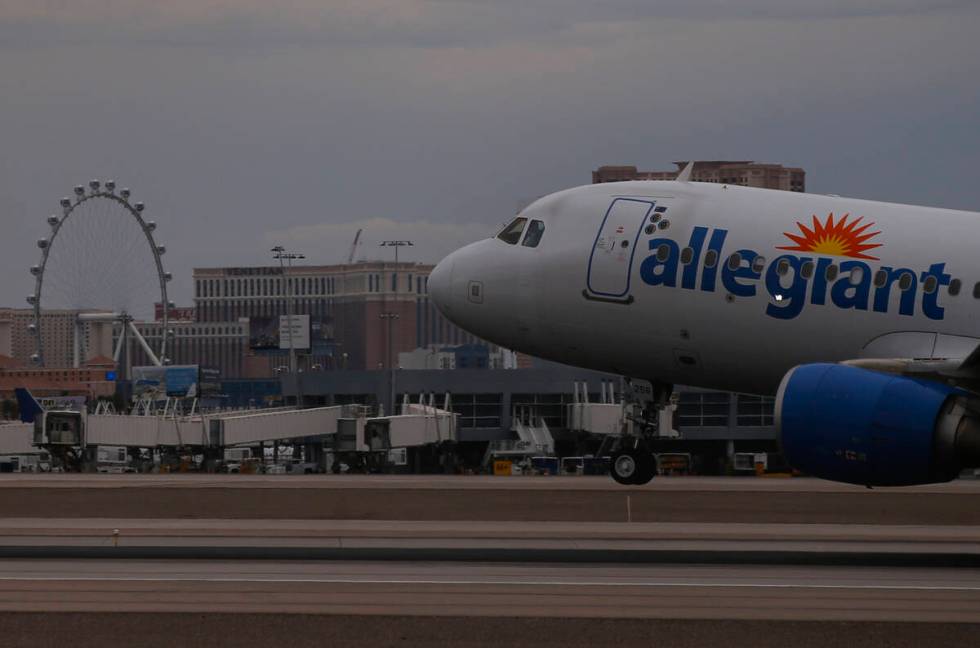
left=431, top=181, right=979, bottom=395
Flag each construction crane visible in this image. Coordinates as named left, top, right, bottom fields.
left=347, top=229, right=362, bottom=264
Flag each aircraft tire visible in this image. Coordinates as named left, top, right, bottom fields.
left=632, top=450, right=656, bottom=485
left=609, top=450, right=638, bottom=486
left=609, top=450, right=653, bottom=486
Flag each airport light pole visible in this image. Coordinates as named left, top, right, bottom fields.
left=379, top=312, right=399, bottom=415
left=379, top=240, right=414, bottom=271
left=271, top=246, right=305, bottom=381
left=378, top=241, right=412, bottom=416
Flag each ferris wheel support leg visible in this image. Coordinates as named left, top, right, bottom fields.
left=128, top=321, right=161, bottom=367
left=112, top=324, right=126, bottom=363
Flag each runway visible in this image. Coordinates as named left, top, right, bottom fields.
left=2, top=474, right=979, bottom=524
left=2, top=560, right=979, bottom=647
left=1, top=475, right=978, bottom=646
left=1, top=559, right=979, bottom=621
left=7, top=473, right=980, bottom=491
left=0, top=517, right=978, bottom=566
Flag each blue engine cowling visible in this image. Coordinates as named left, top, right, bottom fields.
left=776, top=363, right=980, bottom=486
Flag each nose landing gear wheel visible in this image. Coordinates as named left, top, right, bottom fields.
left=611, top=449, right=656, bottom=485
left=611, top=451, right=637, bottom=485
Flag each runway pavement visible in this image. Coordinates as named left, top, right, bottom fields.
left=1, top=560, right=979, bottom=647
left=0, top=518, right=978, bottom=566
left=1, top=475, right=978, bottom=645
left=1, top=559, right=979, bottom=621
left=1, top=474, right=979, bottom=524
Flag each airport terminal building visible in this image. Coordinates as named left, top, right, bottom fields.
left=280, top=366, right=778, bottom=471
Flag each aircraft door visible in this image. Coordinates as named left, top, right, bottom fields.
left=585, top=198, right=655, bottom=302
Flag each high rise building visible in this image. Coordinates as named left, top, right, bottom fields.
left=130, top=319, right=250, bottom=379
left=593, top=161, right=805, bottom=192
left=139, top=261, right=486, bottom=377
left=0, top=317, right=11, bottom=360
left=0, top=308, right=113, bottom=368
left=154, top=303, right=196, bottom=322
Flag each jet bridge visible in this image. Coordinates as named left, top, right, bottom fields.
left=335, top=396, right=458, bottom=453
left=209, top=406, right=346, bottom=446
left=25, top=389, right=459, bottom=472
left=330, top=395, right=458, bottom=473
left=0, top=423, right=36, bottom=455
left=482, top=405, right=555, bottom=467
left=567, top=381, right=678, bottom=438
left=568, top=381, right=623, bottom=436
left=29, top=406, right=346, bottom=449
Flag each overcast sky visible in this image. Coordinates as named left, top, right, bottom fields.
left=2, top=1, right=979, bottom=309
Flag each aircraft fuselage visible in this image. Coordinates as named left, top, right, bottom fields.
left=429, top=181, right=980, bottom=395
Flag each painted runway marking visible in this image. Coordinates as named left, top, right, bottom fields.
left=0, top=576, right=978, bottom=591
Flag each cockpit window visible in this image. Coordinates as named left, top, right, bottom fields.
left=522, top=220, right=545, bottom=248
left=497, top=217, right=527, bottom=245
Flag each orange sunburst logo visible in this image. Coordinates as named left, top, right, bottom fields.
left=777, top=213, right=882, bottom=260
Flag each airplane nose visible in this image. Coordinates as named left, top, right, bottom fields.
left=429, top=253, right=455, bottom=315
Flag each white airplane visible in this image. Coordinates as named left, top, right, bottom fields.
left=428, top=164, right=980, bottom=487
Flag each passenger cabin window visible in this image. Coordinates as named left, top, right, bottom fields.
left=522, top=220, right=546, bottom=247
left=497, top=217, right=527, bottom=245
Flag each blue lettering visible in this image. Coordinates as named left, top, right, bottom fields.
left=810, top=258, right=833, bottom=306
left=765, top=255, right=812, bottom=320
left=631, top=225, right=951, bottom=323
left=700, top=229, right=727, bottom=293
left=872, top=267, right=917, bottom=316
left=640, top=239, right=679, bottom=287
left=830, top=261, right=872, bottom=310
left=681, top=227, right=709, bottom=290
left=921, top=263, right=951, bottom=320
left=721, top=249, right=761, bottom=298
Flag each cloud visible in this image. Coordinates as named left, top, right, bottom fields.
left=0, top=0, right=978, bottom=312
left=1, top=1, right=975, bottom=49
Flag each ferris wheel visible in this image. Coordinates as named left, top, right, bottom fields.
left=28, top=180, right=171, bottom=369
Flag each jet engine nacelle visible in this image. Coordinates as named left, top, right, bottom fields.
left=776, top=363, right=980, bottom=486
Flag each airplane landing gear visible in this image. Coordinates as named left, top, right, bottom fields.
left=610, top=448, right=656, bottom=485
left=606, top=378, right=675, bottom=486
